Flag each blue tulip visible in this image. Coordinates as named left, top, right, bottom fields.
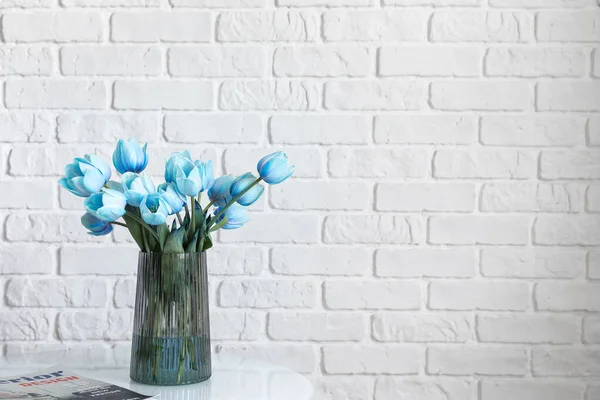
left=215, top=203, right=249, bottom=230
left=208, top=175, right=235, bottom=207
left=121, top=172, right=155, bottom=207
left=175, top=158, right=204, bottom=197
left=230, top=173, right=264, bottom=206
left=81, top=212, right=113, bottom=236
left=140, top=193, right=171, bottom=225
left=112, top=138, right=149, bottom=175
left=165, top=150, right=192, bottom=184
left=257, top=151, right=295, bottom=185
left=158, top=183, right=186, bottom=214
left=84, top=189, right=127, bottom=222
left=197, top=160, right=214, bottom=192
left=58, top=154, right=111, bottom=197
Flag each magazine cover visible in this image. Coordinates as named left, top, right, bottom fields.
left=0, top=368, right=155, bottom=400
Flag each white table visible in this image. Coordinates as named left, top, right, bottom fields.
left=0, top=349, right=313, bottom=400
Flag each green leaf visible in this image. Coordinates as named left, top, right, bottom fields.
left=201, top=232, right=213, bottom=252
left=185, top=230, right=199, bottom=253
left=157, top=223, right=169, bottom=250
left=164, top=226, right=185, bottom=254
left=171, top=219, right=177, bottom=232
left=122, top=207, right=144, bottom=251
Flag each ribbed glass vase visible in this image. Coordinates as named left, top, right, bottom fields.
left=130, top=252, right=211, bottom=386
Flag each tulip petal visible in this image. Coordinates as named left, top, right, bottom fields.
left=82, top=168, right=105, bottom=194
left=96, top=206, right=126, bottom=222
left=176, top=177, right=201, bottom=197
left=87, top=154, right=111, bottom=181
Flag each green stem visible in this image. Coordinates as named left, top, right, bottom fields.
left=110, top=221, right=128, bottom=228
left=141, top=226, right=150, bottom=253
left=207, top=177, right=262, bottom=230
left=125, top=211, right=161, bottom=244
left=190, top=196, right=196, bottom=237
left=176, top=212, right=184, bottom=227
left=202, top=199, right=217, bottom=214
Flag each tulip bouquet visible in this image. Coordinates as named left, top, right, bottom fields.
left=58, top=139, right=294, bottom=253
left=58, top=139, right=294, bottom=385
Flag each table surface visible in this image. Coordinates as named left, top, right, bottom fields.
left=0, top=349, right=313, bottom=400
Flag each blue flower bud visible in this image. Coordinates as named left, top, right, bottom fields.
left=175, top=158, right=203, bottom=197
left=81, top=212, right=113, bottom=236
left=121, top=173, right=155, bottom=207
left=215, top=203, right=249, bottom=230
left=58, top=154, right=111, bottom=197
left=112, top=138, right=149, bottom=174
left=165, top=150, right=192, bottom=184
left=230, top=172, right=264, bottom=206
left=140, top=193, right=171, bottom=226
left=84, top=189, right=127, bottom=222
left=208, top=175, right=235, bottom=207
left=158, top=183, right=186, bottom=214
left=257, top=151, right=295, bottom=185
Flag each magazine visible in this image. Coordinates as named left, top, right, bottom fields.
left=0, top=368, right=155, bottom=400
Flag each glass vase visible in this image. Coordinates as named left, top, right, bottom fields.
left=130, top=252, right=211, bottom=385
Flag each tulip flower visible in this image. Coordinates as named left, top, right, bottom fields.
left=165, top=151, right=193, bottom=184
left=84, top=189, right=127, bottom=222
left=257, top=151, right=295, bottom=184
left=197, top=160, right=214, bottom=192
left=215, top=203, right=248, bottom=230
left=158, top=183, right=186, bottom=214
left=208, top=175, right=234, bottom=207
left=58, top=155, right=111, bottom=197
left=81, top=212, right=113, bottom=236
left=174, top=158, right=204, bottom=197
left=112, top=138, right=149, bottom=175
left=122, top=173, right=155, bottom=207
left=230, top=173, right=264, bottom=206
left=140, top=193, right=171, bottom=225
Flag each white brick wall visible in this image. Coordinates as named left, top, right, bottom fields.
left=0, top=1, right=598, bottom=399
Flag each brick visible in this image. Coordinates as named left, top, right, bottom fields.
left=595, top=49, right=600, bottom=78
left=224, top=148, right=323, bottom=178
left=374, top=115, right=476, bottom=145
left=0, top=46, right=52, bottom=75
left=323, top=10, right=428, bottom=42
left=311, top=377, right=373, bottom=400
left=271, top=181, right=369, bottom=211
left=0, top=113, right=52, bottom=142
left=268, top=312, right=365, bottom=341
left=113, top=81, right=213, bottom=110
left=434, top=149, right=536, bottom=179
left=324, top=345, right=420, bottom=374
left=9, top=145, right=112, bottom=177
left=375, top=378, right=475, bottom=400
left=113, top=278, right=135, bottom=308
left=270, top=115, right=369, bottom=144
left=217, top=11, right=318, bottom=42
left=62, top=0, right=161, bottom=4
left=537, top=82, right=600, bottom=111
left=481, top=183, right=583, bottom=212
left=535, top=216, right=600, bottom=245
left=584, top=317, right=600, bottom=344
left=165, top=114, right=262, bottom=144
left=6, top=213, right=105, bottom=243
left=208, top=247, right=263, bottom=276
left=589, top=251, right=600, bottom=279
left=377, top=183, right=475, bottom=212
left=169, top=46, right=266, bottom=77
left=214, top=344, right=316, bottom=373
left=384, top=0, right=479, bottom=4
left=0, top=180, right=54, bottom=209
left=532, top=349, right=600, bottom=377
left=376, top=249, right=475, bottom=278
left=536, top=282, right=600, bottom=311
left=481, top=248, right=584, bottom=279
left=3, top=12, right=103, bottom=43
left=325, top=80, right=428, bottom=110
left=0, top=244, right=53, bottom=274
left=220, top=81, right=319, bottom=111
left=60, top=246, right=138, bottom=275
left=485, top=47, right=586, bottom=77
left=6, top=278, right=107, bottom=307
left=324, top=281, right=421, bottom=310
left=481, top=381, right=585, bottom=400
left=57, top=113, right=159, bottom=143
left=431, top=81, right=532, bottom=111
left=220, top=214, right=319, bottom=244
left=329, top=149, right=429, bottom=178
left=478, top=315, right=579, bottom=344
left=537, top=11, right=600, bottom=42
left=211, top=312, right=263, bottom=341
left=57, top=311, right=132, bottom=340
left=111, top=11, right=211, bottom=42
left=431, top=11, right=532, bottom=42
left=428, top=347, right=527, bottom=376
left=1, top=0, right=53, bottom=6
left=172, top=0, right=265, bottom=6
left=373, top=313, right=473, bottom=343
left=480, top=115, right=585, bottom=147
left=280, top=0, right=372, bottom=4
left=380, top=46, right=481, bottom=77
left=542, top=151, right=600, bottom=180
left=219, top=280, right=317, bottom=308
left=61, top=45, right=161, bottom=76
left=0, top=311, right=51, bottom=340
left=271, top=247, right=370, bottom=276
left=429, top=216, right=530, bottom=245
left=324, top=215, right=424, bottom=244
left=590, top=116, right=600, bottom=146
left=6, top=80, right=106, bottom=109
left=275, top=46, right=369, bottom=77
left=429, top=281, right=529, bottom=311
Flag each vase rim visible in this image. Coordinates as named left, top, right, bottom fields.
left=139, top=251, right=207, bottom=255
